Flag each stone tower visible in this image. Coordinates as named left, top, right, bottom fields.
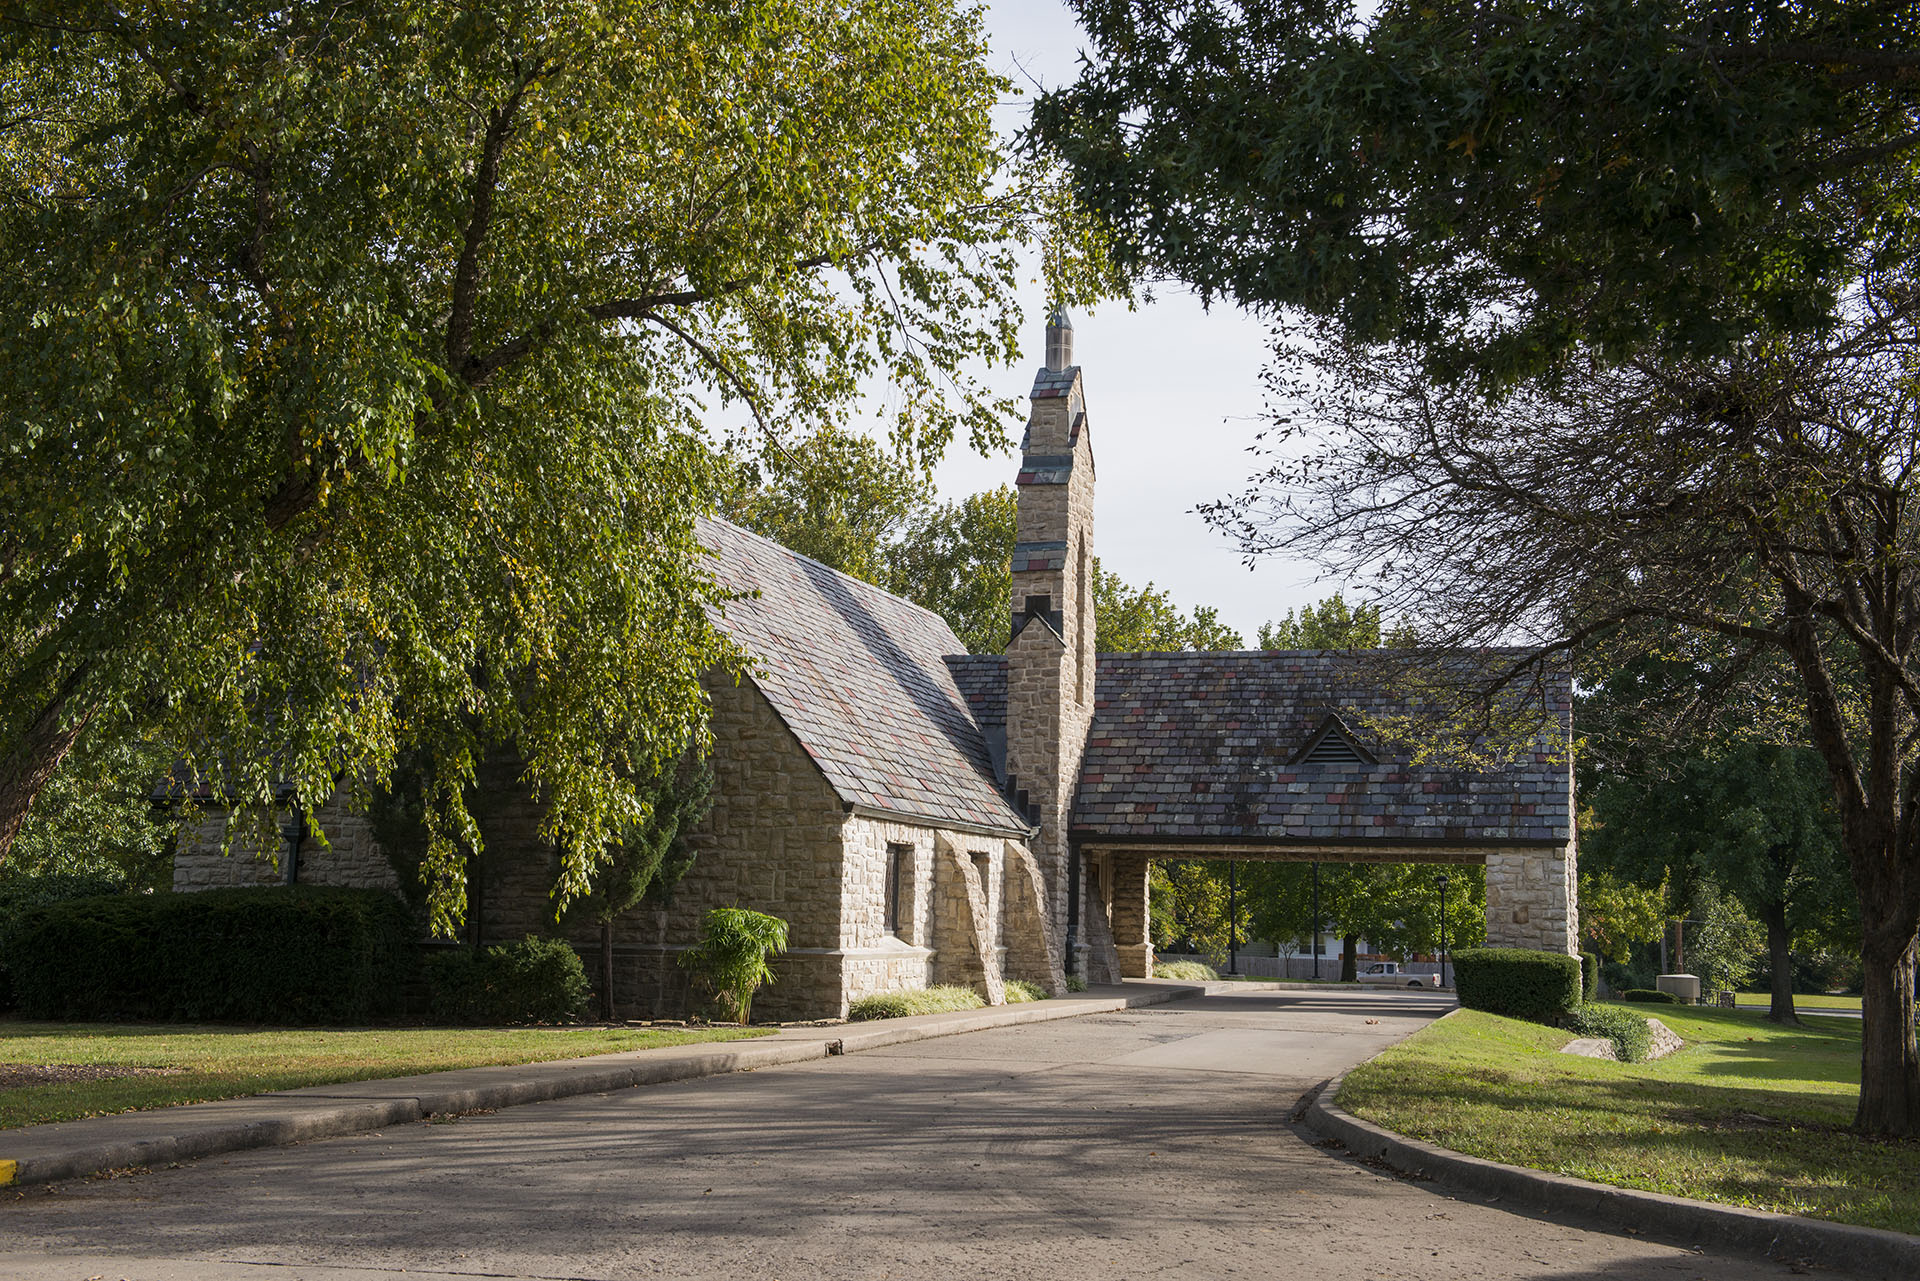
left=1004, top=310, right=1106, bottom=981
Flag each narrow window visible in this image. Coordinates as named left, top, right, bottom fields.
left=885, top=843, right=910, bottom=938
left=1076, top=539, right=1090, bottom=704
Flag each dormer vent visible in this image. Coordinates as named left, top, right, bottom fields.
left=1290, top=716, right=1378, bottom=767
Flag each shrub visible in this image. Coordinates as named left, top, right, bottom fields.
left=426, top=936, right=591, bottom=1024
left=1065, top=974, right=1087, bottom=993
left=6, top=886, right=416, bottom=1023
left=1452, top=947, right=1582, bottom=1021
left=1580, top=951, right=1600, bottom=1002
left=847, top=985, right=985, bottom=1021
left=0, top=873, right=128, bottom=1009
left=679, top=907, right=789, bottom=1024
left=1004, top=979, right=1047, bottom=1003
left=1622, top=988, right=1681, bottom=1004
left=1153, top=960, right=1220, bottom=981
left=1562, top=1004, right=1655, bottom=1063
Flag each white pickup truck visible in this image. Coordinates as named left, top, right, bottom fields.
left=1361, top=962, right=1436, bottom=988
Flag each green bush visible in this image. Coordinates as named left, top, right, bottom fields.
left=1452, top=947, right=1582, bottom=1022
left=1623, top=988, right=1681, bottom=1004
left=6, top=886, right=416, bottom=1023
left=679, top=907, right=789, bottom=1024
left=847, top=985, right=985, bottom=1021
left=0, top=873, right=128, bottom=1009
left=426, top=936, right=591, bottom=1024
left=1065, top=974, right=1087, bottom=993
left=1153, top=960, right=1220, bottom=981
left=1562, top=1004, right=1655, bottom=1063
left=1580, top=951, right=1600, bottom=1002
left=1004, top=979, right=1047, bottom=1003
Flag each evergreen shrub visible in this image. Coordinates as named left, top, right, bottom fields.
left=1622, top=988, right=1681, bottom=1004
left=0, top=873, right=127, bottom=1009
left=1580, top=951, right=1600, bottom=1002
left=6, top=886, right=416, bottom=1023
left=1452, top=947, right=1582, bottom=1021
left=426, top=936, right=591, bottom=1024
left=1562, top=1004, right=1654, bottom=1062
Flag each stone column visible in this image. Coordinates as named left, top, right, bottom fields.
left=1110, top=852, right=1152, bottom=978
left=1483, top=844, right=1578, bottom=955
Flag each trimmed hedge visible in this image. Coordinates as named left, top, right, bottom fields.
left=1452, top=947, right=1582, bottom=1021
left=6, top=886, right=417, bottom=1023
left=0, top=874, right=127, bottom=1010
left=1562, top=1004, right=1654, bottom=1062
left=1580, top=951, right=1600, bottom=1002
left=1623, top=988, right=1681, bottom=1004
left=426, top=936, right=591, bottom=1024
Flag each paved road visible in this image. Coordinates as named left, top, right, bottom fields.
left=0, top=988, right=1847, bottom=1280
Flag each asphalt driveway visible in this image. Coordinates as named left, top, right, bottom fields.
left=0, top=987, right=1853, bottom=1280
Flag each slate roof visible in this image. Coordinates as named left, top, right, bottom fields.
left=946, top=651, right=1571, bottom=847
left=697, top=517, right=1028, bottom=836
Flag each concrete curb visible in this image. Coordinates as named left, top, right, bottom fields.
left=1304, top=1064, right=1920, bottom=1279
left=0, top=982, right=1196, bottom=1190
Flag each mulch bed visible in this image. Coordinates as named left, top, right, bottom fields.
left=0, top=1064, right=185, bottom=1090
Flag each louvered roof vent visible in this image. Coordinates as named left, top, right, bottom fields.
left=1290, top=715, right=1378, bottom=767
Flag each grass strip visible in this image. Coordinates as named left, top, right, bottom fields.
left=0, top=1020, right=769, bottom=1130
left=1339, top=1005, right=1918, bottom=1234
left=847, top=985, right=984, bottom=1021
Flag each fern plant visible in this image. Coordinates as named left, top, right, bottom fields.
left=679, top=907, right=789, bottom=1024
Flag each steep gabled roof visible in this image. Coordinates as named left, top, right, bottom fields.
left=697, top=517, right=1028, bottom=837
left=946, top=650, right=1572, bottom=846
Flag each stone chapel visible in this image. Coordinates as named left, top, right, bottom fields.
left=174, top=313, right=1578, bottom=1020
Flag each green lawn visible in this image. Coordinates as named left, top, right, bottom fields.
left=1339, top=1005, right=1919, bottom=1234
left=0, top=1021, right=770, bottom=1130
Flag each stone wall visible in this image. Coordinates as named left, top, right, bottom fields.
left=1109, top=852, right=1152, bottom=978
left=173, top=792, right=397, bottom=893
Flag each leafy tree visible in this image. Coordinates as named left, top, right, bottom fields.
left=8, top=737, right=172, bottom=889
left=1094, top=567, right=1242, bottom=653
left=1575, top=868, right=1667, bottom=969
left=1686, top=884, right=1769, bottom=1000
left=571, top=753, right=713, bottom=1021
left=1256, top=594, right=1380, bottom=650
left=888, top=487, right=1020, bottom=655
left=1034, top=0, right=1920, bottom=391
left=1036, top=0, right=1920, bottom=1135
left=719, top=430, right=924, bottom=587
left=0, top=2, right=1113, bottom=931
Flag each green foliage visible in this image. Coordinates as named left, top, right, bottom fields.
left=1624, top=989, right=1682, bottom=1004
left=1256, top=594, right=1382, bottom=650
left=1152, top=960, right=1219, bottom=981
left=1688, top=884, right=1767, bottom=996
left=0, top=872, right=129, bottom=1009
left=0, top=0, right=1122, bottom=927
left=7, top=738, right=173, bottom=887
left=1003, top=979, right=1047, bottom=1003
left=1562, top=1004, right=1655, bottom=1064
left=1064, top=974, right=1087, bottom=993
left=1093, top=565, right=1242, bottom=652
left=1037, top=1, right=1918, bottom=390
left=719, top=428, right=925, bottom=587
left=679, top=907, right=789, bottom=1024
left=885, top=486, right=1020, bottom=655
left=1452, top=948, right=1582, bottom=1023
left=1575, top=868, right=1668, bottom=965
left=426, top=936, right=591, bottom=1025
left=846, top=984, right=985, bottom=1020
left=577, top=753, right=714, bottom=926
left=1580, top=952, right=1600, bottom=1003
left=5, top=887, right=416, bottom=1023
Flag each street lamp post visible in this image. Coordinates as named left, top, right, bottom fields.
left=1436, top=874, right=1451, bottom=990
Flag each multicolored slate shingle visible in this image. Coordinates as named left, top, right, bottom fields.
left=697, top=517, right=1027, bottom=836
left=945, top=651, right=1571, bottom=847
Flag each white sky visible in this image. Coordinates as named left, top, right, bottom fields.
left=922, top=1, right=1333, bottom=643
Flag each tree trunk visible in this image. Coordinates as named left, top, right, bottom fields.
left=0, top=690, right=92, bottom=864
left=601, top=919, right=616, bottom=1023
left=1340, top=932, right=1359, bottom=983
left=1855, top=931, right=1920, bottom=1136
left=1763, top=899, right=1797, bottom=1025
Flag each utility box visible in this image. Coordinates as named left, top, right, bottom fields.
left=1656, top=973, right=1701, bottom=1004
